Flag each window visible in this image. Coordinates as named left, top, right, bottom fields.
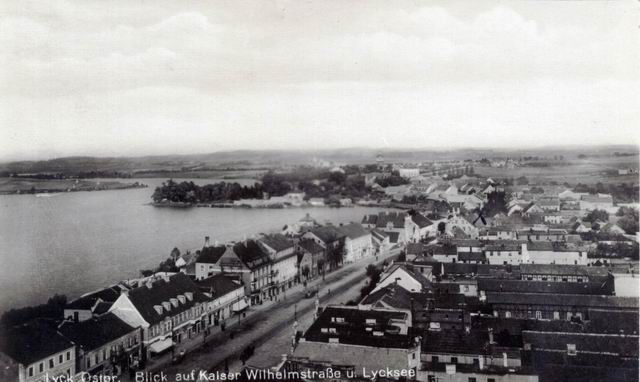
left=59, top=354, right=63, bottom=363
left=553, top=311, right=560, bottom=320
left=67, top=351, right=71, bottom=361
left=505, top=311, right=511, bottom=318
left=39, top=363, right=44, bottom=373
left=567, top=344, right=577, bottom=356
left=535, top=311, right=542, bottom=319
left=432, top=356, right=439, bottom=364
left=328, top=327, right=337, bottom=333
left=28, top=367, right=33, bottom=377
left=49, top=359, right=54, bottom=368
left=450, top=357, right=458, bottom=364
left=87, top=358, right=91, bottom=368
left=468, top=378, right=477, bottom=382
left=488, top=379, right=496, bottom=382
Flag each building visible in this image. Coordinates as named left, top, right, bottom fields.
left=579, top=194, right=614, bottom=211
left=194, top=274, right=247, bottom=329
left=108, top=273, right=212, bottom=360
left=373, top=264, right=432, bottom=293
left=516, top=228, right=567, bottom=242
left=399, top=168, right=420, bottom=178
left=293, top=306, right=421, bottom=378
left=525, top=241, right=588, bottom=265
left=258, top=233, right=298, bottom=292
left=477, top=279, right=614, bottom=298
left=297, top=239, right=325, bottom=279
left=58, top=313, right=141, bottom=376
left=302, top=225, right=347, bottom=269
left=337, top=223, right=373, bottom=263
left=484, top=242, right=528, bottom=265
left=485, top=292, right=638, bottom=321
left=0, top=320, right=76, bottom=382
left=64, top=284, right=130, bottom=322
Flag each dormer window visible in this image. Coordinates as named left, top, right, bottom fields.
left=153, top=305, right=163, bottom=315
left=365, top=318, right=377, bottom=325
left=162, top=301, right=171, bottom=311
left=178, top=295, right=186, bottom=304
left=567, top=344, right=577, bottom=356
left=185, top=292, right=193, bottom=301
left=170, top=298, right=179, bottom=308
left=372, top=331, right=384, bottom=336
left=328, top=328, right=337, bottom=333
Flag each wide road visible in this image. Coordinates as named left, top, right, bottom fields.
left=146, top=249, right=400, bottom=382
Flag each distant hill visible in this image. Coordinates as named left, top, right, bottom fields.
left=0, top=145, right=636, bottom=177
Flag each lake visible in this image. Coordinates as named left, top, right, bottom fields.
left=0, top=178, right=390, bottom=312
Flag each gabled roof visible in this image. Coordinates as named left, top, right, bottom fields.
left=258, top=233, right=294, bottom=252
left=66, top=284, right=128, bottom=310
left=307, top=225, right=346, bottom=244
left=298, top=239, right=324, bottom=254
left=362, top=212, right=406, bottom=229
left=196, top=245, right=227, bottom=264
left=126, top=273, right=208, bottom=325
left=485, top=292, right=638, bottom=309
left=380, top=264, right=432, bottom=291
left=0, top=319, right=74, bottom=366
left=411, top=214, right=433, bottom=228
left=338, top=223, right=370, bottom=240
left=195, top=274, right=243, bottom=299
left=360, top=283, right=429, bottom=310
left=58, top=313, right=137, bottom=352
left=233, top=240, right=271, bottom=270
left=477, top=279, right=613, bottom=295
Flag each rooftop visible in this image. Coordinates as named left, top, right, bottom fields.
left=0, top=319, right=74, bottom=366
left=58, top=313, right=137, bottom=352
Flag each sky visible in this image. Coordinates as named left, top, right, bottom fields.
left=0, top=0, right=638, bottom=161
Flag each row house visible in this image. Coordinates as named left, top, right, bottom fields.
left=302, top=225, right=346, bottom=269
left=1, top=320, right=76, bottom=382
left=195, top=274, right=247, bottom=329
left=373, top=264, right=433, bottom=294
left=108, top=273, right=211, bottom=361
left=297, top=239, right=326, bottom=279
left=481, top=226, right=518, bottom=241
left=336, top=223, right=373, bottom=263
left=361, top=211, right=421, bottom=244
left=519, top=264, right=610, bottom=283
left=526, top=241, right=588, bottom=265
left=257, top=233, right=298, bottom=292
left=58, top=313, right=141, bottom=377
left=517, top=228, right=568, bottom=242
left=484, top=242, right=528, bottom=265
left=485, top=292, right=638, bottom=321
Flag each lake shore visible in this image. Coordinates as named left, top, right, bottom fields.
left=0, top=177, right=148, bottom=195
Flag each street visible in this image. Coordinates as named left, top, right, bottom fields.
left=133, top=248, right=400, bottom=382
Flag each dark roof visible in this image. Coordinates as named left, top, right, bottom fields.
left=58, top=313, right=137, bottom=352
left=195, top=274, right=243, bottom=299
left=485, top=243, right=522, bottom=252
left=458, top=252, right=486, bottom=262
left=523, top=331, right=638, bottom=357
left=258, top=233, right=294, bottom=252
left=486, top=292, right=638, bottom=309
left=526, top=241, right=589, bottom=252
left=450, top=239, right=483, bottom=247
left=126, top=273, right=208, bottom=325
left=297, top=239, right=324, bottom=254
left=307, top=225, right=346, bottom=244
left=196, top=245, right=227, bottom=264
left=93, top=301, right=113, bottom=315
left=0, top=319, right=74, bottom=365
left=233, top=240, right=271, bottom=270
left=411, top=214, right=433, bottom=228
left=66, top=284, right=126, bottom=310
left=360, top=284, right=429, bottom=310
left=519, top=264, right=609, bottom=277
left=425, top=243, right=457, bottom=256
left=384, top=231, right=400, bottom=243
left=337, top=223, right=370, bottom=240
left=363, top=212, right=406, bottom=229
left=381, top=264, right=433, bottom=291
left=406, top=242, right=427, bottom=255
left=302, top=306, right=414, bottom=349
left=477, top=279, right=614, bottom=295
left=422, top=329, right=491, bottom=355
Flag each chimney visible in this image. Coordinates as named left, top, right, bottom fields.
left=204, top=236, right=210, bottom=247
left=488, top=328, right=495, bottom=344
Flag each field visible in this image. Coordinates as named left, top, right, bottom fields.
left=474, top=156, right=639, bottom=185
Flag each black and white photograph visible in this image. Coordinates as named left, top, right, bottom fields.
left=0, top=1, right=638, bottom=381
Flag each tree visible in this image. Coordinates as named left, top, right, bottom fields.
left=170, top=247, right=181, bottom=260
left=617, top=207, right=639, bottom=234
left=584, top=209, right=609, bottom=223
left=437, top=222, right=446, bottom=235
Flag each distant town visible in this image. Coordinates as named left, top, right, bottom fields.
left=0, top=149, right=638, bottom=382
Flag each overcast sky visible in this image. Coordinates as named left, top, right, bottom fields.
left=0, top=0, right=638, bottom=161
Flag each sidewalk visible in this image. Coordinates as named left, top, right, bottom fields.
left=125, top=247, right=399, bottom=381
